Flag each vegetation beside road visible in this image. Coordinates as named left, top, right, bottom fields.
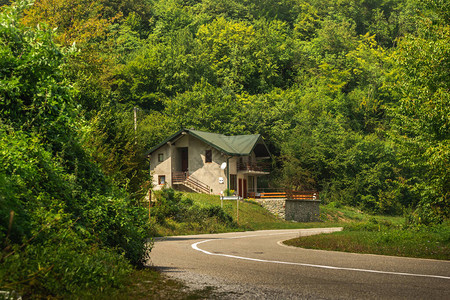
left=153, top=191, right=330, bottom=236
left=158, top=192, right=405, bottom=233
left=285, top=203, right=450, bottom=260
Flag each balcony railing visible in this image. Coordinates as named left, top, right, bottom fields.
left=248, top=189, right=319, bottom=200
left=237, top=161, right=271, bottom=173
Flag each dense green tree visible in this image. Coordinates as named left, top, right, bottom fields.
left=1, top=2, right=150, bottom=296
left=164, top=80, right=244, bottom=134
left=192, top=0, right=252, bottom=21
left=390, top=0, right=449, bottom=223
left=0, top=0, right=74, bottom=141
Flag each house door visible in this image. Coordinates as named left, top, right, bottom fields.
left=238, top=178, right=243, bottom=198
left=238, top=178, right=247, bottom=198
left=180, top=147, right=188, bottom=173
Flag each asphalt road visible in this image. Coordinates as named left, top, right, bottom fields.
left=148, top=228, right=450, bottom=299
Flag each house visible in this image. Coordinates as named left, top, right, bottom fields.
left=147, top=129, right=271, bottom=197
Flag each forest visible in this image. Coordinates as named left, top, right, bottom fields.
left=0, top=0, right=448, bottom=297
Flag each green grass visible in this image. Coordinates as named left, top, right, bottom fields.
left=155, top=193, right=406, bottom=235
left=319, top=203, right=404, bottom=226
left=284, top=218, right=450, bottom=260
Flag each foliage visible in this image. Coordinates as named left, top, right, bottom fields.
left=390, top=0, right=450, bottom=223
left=152, top=188, right=235, bottom=229
left=0, top=2, right=150, bottom=297
left=53, top=0, right=447, bottom=225
left=0, top=0, right=73, bottom=134
left=0, top=124, right=150, bottom=296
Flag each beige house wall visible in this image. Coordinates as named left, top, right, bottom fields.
left=188, top=137, right=228, bottom=194
left=229, top=157, right=238, bottom=174
left=150, top=143, right=172, bottom=191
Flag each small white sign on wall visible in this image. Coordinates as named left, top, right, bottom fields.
left=219, top=177, right=224, bottom=184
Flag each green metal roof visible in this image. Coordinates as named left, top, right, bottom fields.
left=147, top=129, right=270, bottom=157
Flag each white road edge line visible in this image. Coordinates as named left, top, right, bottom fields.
left=191, top=233, right=450, bottom=280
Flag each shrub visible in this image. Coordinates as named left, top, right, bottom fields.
left=152, top=188, right=235, bottom=228
left=1, top=228, right=132, bottom=297
left=0, top=124, right=151, bottom=296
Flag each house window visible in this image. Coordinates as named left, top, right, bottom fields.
left=205, top=150, right=212, bottom=163
left=230, top=174, right=237, bottom=191
left=158, top=153, right=164, bottom=162
left=158, top=175, right=166, bottom=185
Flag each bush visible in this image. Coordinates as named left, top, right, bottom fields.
left=1, top=228, right=132, bottom=297
left=0, top=124, right=151, bottom=296
left=152, top=188, right=235, bottom=228
left=80, top=194, right=152, bottom=265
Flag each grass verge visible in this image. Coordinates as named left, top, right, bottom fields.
left=284, top=219, right=450, bottom=260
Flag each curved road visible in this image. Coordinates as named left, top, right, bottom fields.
left=148, top=228, right=450, bottom=299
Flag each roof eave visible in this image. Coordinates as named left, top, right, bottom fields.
left=145, top=128, right=186, bottom=156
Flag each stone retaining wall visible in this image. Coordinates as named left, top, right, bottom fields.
left=285, top=199, right=320, bottom=222
left=255, top=198, right=286, bottom=219
left=255, top=198, right=320, bottom=222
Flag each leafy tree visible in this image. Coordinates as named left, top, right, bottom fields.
left=196, top=17, right=258, bottom=93
left=0, top=0, right=74, bottom=139
left=193, top=0, right=252, bottom=21
left=81, top=103, right=174, bottom=197
left=0, top=2, right=150, bottom=296
left=293, top=2, right=321, bottom=41
left=22, top=0, right=116, bottom=46
left=164, top=80, right=245, bottom=134
left=390, top=0, right=450, bottom=223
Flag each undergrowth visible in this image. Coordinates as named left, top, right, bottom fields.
left=151, top=188, right=238, bottom=236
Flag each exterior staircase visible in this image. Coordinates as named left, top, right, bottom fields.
left=172, top=172, right=211, bottom=194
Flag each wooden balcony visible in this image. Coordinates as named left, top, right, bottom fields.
left=237, top=161, right=270, bottom=174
